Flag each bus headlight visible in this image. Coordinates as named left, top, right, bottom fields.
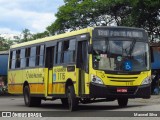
left=141, top=76, right=151, bottom=85
left=91, top=75, right=104, bottom=85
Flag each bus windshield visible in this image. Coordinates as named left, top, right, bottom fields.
left=92, top=38, right=150, bottom=72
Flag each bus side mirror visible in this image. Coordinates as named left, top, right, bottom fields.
left=88, top=44, right=93, bottom=54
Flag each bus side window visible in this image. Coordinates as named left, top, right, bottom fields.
left=56, top=42, right=62, bottom=64
left=63, top=39, right=76, bottom=63
left=29, top=47, right=36, bottom=67
left=40, top=45, right=44, bottom=66
left=10, top=51, right=16, bottom=69
left=68, top=39, right=76, bottom=63
left=36, top=46, right=40, bottom=66
left=20, top=49, right=26, bottom=68
left=15, top=50, right=20, bottom=68
left=62, top=40, right=69, bottom=63
left=26, top=48, right=31, bottom=67
left=9, top=51, right=13, bottom=69
left=36, top=45, right=44, bottom=66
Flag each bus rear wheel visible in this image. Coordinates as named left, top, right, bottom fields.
left=67, top=86, right=78, bottom=111
left=23, top=85, right=41, bottom=107
left=117, top=98, right=128, bottom=107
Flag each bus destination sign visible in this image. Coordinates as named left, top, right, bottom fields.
left=94, top=28, right=145, bottom=38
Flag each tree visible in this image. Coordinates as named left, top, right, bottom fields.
left=0, top=39, right=14, bottom=51
left=128, top=0, right=160, bottom=42
left=21, top=28, right=32, bottom=42
left=47, top=0, right=99, bottom=35
left=47, top=0, right=160, bottom=42
left=47, top=0, right=131, bottom=34
left=32, top=31, right=49, bottom=40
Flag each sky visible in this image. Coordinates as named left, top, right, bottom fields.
left=0, top=0, right=64, bottom=34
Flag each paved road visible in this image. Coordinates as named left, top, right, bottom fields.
left=0, top=95, right=160, bottom=119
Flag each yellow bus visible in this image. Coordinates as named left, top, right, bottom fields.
left=8, top=26, right=151, bottom=111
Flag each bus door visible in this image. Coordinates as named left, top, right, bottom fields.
left=77, top=40, right=89, bottom=95
left=45, top=43, right=56, bottom=95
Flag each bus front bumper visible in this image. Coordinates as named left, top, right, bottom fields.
left=89, top=83, right=151, bottom=99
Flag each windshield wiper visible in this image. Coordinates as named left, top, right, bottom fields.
left=122, top=39, right=136, bottom=57
left=105, top=38, right=112, bottom=68
left=129, top=39, right=136, bottom=56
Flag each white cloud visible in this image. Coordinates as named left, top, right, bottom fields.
left=8, top=9, right=56, bottom=33
left=0, top=8, right=56, bottom=33
left=0, top=0, right=64, bottom=34
left=31, top=13, right=55, bottom=32
left=0, top=28, right=19, bottom=34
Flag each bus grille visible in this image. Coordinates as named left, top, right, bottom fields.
left=107, top=76, right=138, bottom=82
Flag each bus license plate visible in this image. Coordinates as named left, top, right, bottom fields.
left=117, top=88, right=127, bottom=93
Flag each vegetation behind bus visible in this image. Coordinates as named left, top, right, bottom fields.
left=47, top=0, right=160, bottom=42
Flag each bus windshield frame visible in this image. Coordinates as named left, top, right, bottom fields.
left=92, top=27, right=150, bottom=73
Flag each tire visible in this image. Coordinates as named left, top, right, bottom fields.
left=117, top=98, right=128, bottom=107
left=67, top=86, right=78, bottom=111
left=61, top=98, right=68, bottom=106
left=23, top=85, right=41, bottom=107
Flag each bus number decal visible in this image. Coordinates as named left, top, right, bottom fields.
left=58, top=73, right=65, bottom=80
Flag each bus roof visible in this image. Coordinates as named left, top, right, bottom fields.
left=10, top=27, right=93, bottom=49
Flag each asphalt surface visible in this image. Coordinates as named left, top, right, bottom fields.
left=0, top=95, right=160, bottom=120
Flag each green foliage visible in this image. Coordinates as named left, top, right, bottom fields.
left=47, top=0, right=99, bottom=35
left=128, top=0, right=160, bottom=40
left=0, top=39, right=13, bottom=51
left=47, top=0, right=160, bottom=41
left=18, top=28, right=33, bottom=43
left=0, top=28, right=50, bottom=51
left=32, top=31, right=49, bottom=40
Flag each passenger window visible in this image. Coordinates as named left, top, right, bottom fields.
left=39, top=45, right=44, bottom=66
left=16, top=50, right=20, bottom=68
left=26, top=48, right=31, bottom=67
left=29, top=47, right=36, bottom=67
left=36, top=46, right=40, bottom=66
left=20, top=49, right=25, bottom=58
left=35, top=45, right=44, bottom=66
left=63, top=39, right=76, bottom=63
left=9, top=51, right=13, bottom=69
left=11, top=51, right=16, bottom=69
left=69, top=39, right=76, bottom=50
left=56, top=39, right=76, bottom=64
left=56, top=42, right=62, bottom=64
left=20, top=49, right=26, bottom=68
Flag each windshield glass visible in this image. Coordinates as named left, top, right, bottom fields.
left=92, top=38, right=149, bottom=71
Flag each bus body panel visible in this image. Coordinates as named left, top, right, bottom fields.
left=91, top=70, right=151, bottom=86
left=52, top=66, right=76, bottom=95
left=8, top=68, right=46, bottom=95
left=8, top=70, right=23, bottom=94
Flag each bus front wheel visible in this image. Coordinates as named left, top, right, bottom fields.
left=67, top=86, right=78, bottom=111
left=117, top=98, right=128, bottom=107
left=23, top=85, right=41, bottom=107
